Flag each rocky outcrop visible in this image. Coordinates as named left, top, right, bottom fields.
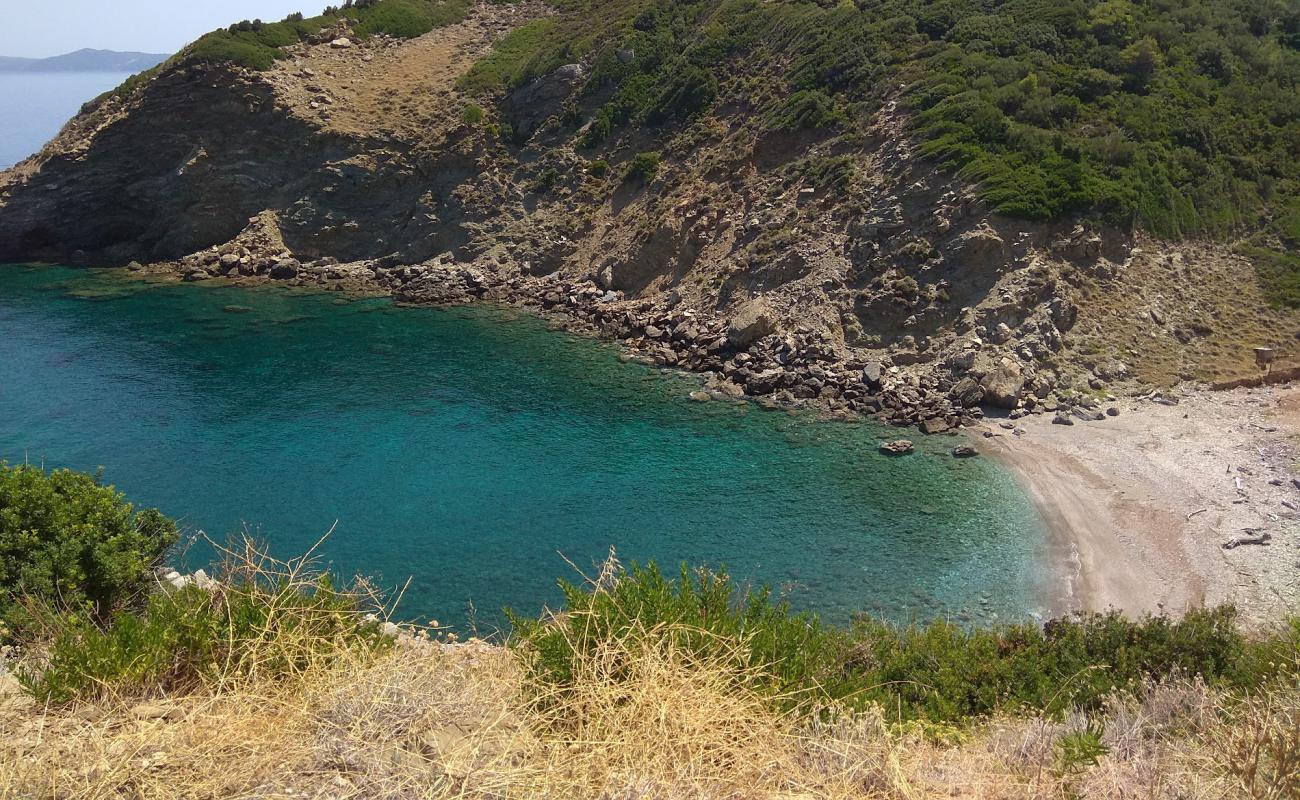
left=504, top=63, right=584, bottom=137
left=979, top=359, right=1025, bottom=409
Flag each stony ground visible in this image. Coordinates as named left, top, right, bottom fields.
left=982, top=383, right=1300, bottom=627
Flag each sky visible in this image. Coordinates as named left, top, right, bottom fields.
left=2, top=0, right=317, bottom=58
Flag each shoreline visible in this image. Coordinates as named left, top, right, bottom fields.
left=980, top=386, right=1300, bottom=628
left=13, top=263, right=1296, bottom=626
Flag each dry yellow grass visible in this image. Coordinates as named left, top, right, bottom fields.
left=3, top=619, right=1296, bottom=799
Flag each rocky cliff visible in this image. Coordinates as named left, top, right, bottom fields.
left=2, top=0, right=1298, bottom=428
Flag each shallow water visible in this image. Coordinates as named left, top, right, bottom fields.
left=0, top=265, right=1048, bottom=628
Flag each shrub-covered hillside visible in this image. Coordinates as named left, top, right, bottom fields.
left=180, top=0, right=475, bottom=71
left=458, top=0, right=1300, bottom=299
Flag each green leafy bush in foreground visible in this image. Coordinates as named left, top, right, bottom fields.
left=20, top=557, right=389, bottom=704
left=511, top=562, right=1300, bottom=724
left=0, top=463, right=178, bottom=641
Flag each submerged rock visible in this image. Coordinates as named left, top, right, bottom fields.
left=880, top=439, right=914, bottom=455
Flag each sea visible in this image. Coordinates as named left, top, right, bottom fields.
left=0, top=265, right=1050, bottom=630
left=0, top=71, right=132, bottom=168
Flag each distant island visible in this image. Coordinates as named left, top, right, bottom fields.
left=0, top=48, right=169, bottom=73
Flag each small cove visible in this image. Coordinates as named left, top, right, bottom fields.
left=0, top=264, right=1050, bottom=629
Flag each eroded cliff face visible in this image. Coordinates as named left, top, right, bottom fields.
left=2, top=2, right=1296, bottom=421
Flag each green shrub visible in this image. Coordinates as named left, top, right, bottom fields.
left=19, top=552, right=389, bottom=704
left=460, top=102, right=485, bottom=125
left=508, top=563, right=842, bottom=706
left=457, top=18, right=558, bottom=94
left=0, top=464, right=178, bottom=640
left=529, top=166, right=560, bottom=194
left=587, top=158, right=609, bottom=177
left=770, top=89, right=844, bottom=131
left=625, top=151, right=661, bottom=183
left=511, top=562, right=1300, bottom=724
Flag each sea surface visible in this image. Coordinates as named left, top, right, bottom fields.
left=0, top=72, right=131, bottom=168
left=0, top=265, right=1049, bottom=629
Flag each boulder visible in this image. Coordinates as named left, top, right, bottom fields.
left=269, top=258, right=300, bottom=279
left=919, top=417, right=951, bottom=435
left=880, top=440, right=914, bottom=456
left=950, top=376, right=984, bottom=407
left=726, top=301, right=777, bottom=348
left=862, top=361, right=883, bottom=388
left=329, top=37, right=353, bottom=49
left=979, top=359, right=1025, bottom=408
left=951, top=445, right=979, bottom=458
left=1052, top=412, right=1074, bottom=426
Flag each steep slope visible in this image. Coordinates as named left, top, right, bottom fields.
left=2, top=0, right=1298, bottom=425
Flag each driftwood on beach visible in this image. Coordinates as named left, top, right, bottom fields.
left=1222, top=530, right=1272, bottom=549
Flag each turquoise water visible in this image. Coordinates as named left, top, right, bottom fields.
left=0, top=264, right=1048, bottom=629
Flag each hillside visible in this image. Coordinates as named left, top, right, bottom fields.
left=0, top=48, right=170, bottom=73
left=1, top=0, right=1299, bottom=424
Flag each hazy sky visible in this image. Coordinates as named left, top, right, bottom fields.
left=3, top=1, right=318, bottom=58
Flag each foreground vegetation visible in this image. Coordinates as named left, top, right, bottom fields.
left=2, top=468, right=1297, bottom=795
left=0, top=463, right=177, bottom=641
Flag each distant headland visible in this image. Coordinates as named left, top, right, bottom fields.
left=0, top=48, right=169, bottom=73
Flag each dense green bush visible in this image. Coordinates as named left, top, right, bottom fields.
left=626, top=151, right=661, bottom=183
left=511, top=562, right=1300, bottom=723
left=457, top=18, right=558, bottom=94
left=0, top=464, right=178, bottom=640
left=460, top=102, right=485, bottom=125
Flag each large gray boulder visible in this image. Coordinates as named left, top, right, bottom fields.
left=980, top=359, right=1025, bottom=408
left=726, top=300, right=777, bottom=348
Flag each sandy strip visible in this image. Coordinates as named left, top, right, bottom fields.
left=978, top=385, right=1300, bottom=626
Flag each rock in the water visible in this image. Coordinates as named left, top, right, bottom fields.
left=726, top=300, right=777, bottom=348
left=951, top=445, right=979, bottom=458
left=880, top=439, right=914, bottom=455
left=979, top=359, right=1024, bottom=409
left=688, top=390, right=711, bottom=402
